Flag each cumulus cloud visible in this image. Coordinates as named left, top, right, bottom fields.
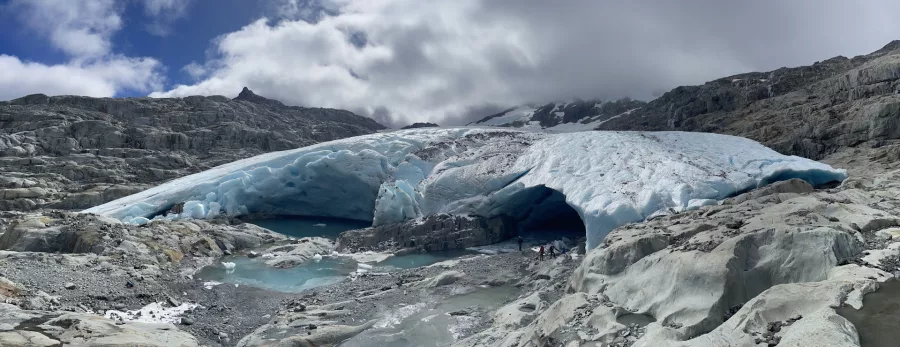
left=141, top=0, right=193, bottom=36
left=9, top=0, right=123, bottom=58
left=156, top=0, right=900, bottom=126
left=151, top=0, right=900, bottom=126
left=0, top=55, right=163, bottom=100
left=0, top=0, right=166, bottom=100
left=181, top=61, right=210, bottom=80
left=270, top=0, right=338, bottom=21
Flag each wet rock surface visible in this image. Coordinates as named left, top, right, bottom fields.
left=336, top=214, right=518, bottom=254
left=0, top=208, right=572, bottom=346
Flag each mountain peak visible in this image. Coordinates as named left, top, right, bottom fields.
left=874, top=40, right=900, bottom=55
left=233, top=87, right=285, bottom=107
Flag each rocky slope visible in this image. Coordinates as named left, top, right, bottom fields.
left=475, top=41, right=900, bottom=159
left=598, top=41, right=900, bottom=161
left=0, top=88, right=385, bottom=211
left=468, top=98, right=646, bottom=130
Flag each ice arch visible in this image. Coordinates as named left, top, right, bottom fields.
left=82, top=128, right=848, bottom=250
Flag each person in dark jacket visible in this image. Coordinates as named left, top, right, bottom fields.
left=517, top=236, right=524, bottom=251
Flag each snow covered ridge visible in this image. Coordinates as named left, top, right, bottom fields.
left=82, top=128, right=847, bottom=249
left=467, top=99, right=646, bottom=132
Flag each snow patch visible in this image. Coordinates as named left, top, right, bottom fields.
left=472, top=106, right=535, bottom=126
left=374, top=303, right=427, bottom=328
left=105, top=302, right=199, bottom=324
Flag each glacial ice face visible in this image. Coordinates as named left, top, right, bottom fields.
left=82, top=128, right=847, bottom=250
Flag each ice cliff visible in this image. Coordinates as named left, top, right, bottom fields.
left=82, top=128, right=847, bottom=249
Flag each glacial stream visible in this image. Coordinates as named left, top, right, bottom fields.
left=194, top=216, right=574, bottom=346
left=339, top=285, right=520, bottom=347
left=837, top=280, right=900, bottom=347
left=195, top=216, right=475, bottom=292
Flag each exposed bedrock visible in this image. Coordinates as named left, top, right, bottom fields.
left=335, top=214, right=518, bottom=253
left=0, top=303, right=199, bottom=347
left=0, top=211, right=287, bottom=265
left=456, top=169, right=900, bottom=346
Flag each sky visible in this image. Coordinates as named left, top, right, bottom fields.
left=1, top=0, right=899, bottom=127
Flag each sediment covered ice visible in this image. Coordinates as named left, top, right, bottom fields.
left=82, top=128, right=846, bottom=249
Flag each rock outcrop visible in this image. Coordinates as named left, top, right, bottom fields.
left=335, top=214, right=518, bottom=253
left=0, top=211, right=287, bottom=265
left=0, top=303, right=199, bottom=347
left=400, top=122, right=440, bottom=129
left=0, top=88, right=386, bottom=211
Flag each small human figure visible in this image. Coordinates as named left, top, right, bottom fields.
left=549, top=245, right=556, bottom=258
left=517, top=236, right=524, bottom=252
left=539, top=245, right=545, bottom=261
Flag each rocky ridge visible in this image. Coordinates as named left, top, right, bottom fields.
left=469, top=98, right=646, bottom=129
left=0, top=88, right=385, bottom=211
left=400, top=122, right=440, bottom=129
left=598, top=40, right=900, bottom=161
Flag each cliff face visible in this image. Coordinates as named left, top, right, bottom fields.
left=598, top=41, right=900, bottom=160
left=0, top=88, right=386, bottom=211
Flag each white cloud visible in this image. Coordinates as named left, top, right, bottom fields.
left=181, top=61, right=209, bottom=80
left=151, top=0, right=900, bottom=126
left=0, top=0, right=167, bottom=101
left=153, top=0, right=539, bottom=125
left=141, top=0, right=193, bottom=36
left=0, top=55, right=163, bottom=100
left=270, top=0, right=339, bottom=20
left=10, top=0, right=123, bottom=58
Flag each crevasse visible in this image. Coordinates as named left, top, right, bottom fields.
left=82, top=128, right=847, bottom=250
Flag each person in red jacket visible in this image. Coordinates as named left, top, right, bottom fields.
left=539, top=245, right=545, bottom=261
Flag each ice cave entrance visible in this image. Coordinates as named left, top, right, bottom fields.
left=483, top=185, right=587, bottom=254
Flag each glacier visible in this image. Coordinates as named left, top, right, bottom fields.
left=82, top=128, right=847, bottom=250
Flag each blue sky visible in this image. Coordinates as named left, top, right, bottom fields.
left=0, top=0, right=296, bottom=95
left=112, top=0, right=268, bottom=91
left=1, top=0, right=899, bottom=126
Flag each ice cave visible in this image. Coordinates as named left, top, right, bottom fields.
left=83, top=128, right=847, bottom=250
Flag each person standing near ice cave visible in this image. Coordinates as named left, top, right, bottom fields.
left=539, top=245, right=545, bottom=261
left=518, top=235, right=524, bottom=252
